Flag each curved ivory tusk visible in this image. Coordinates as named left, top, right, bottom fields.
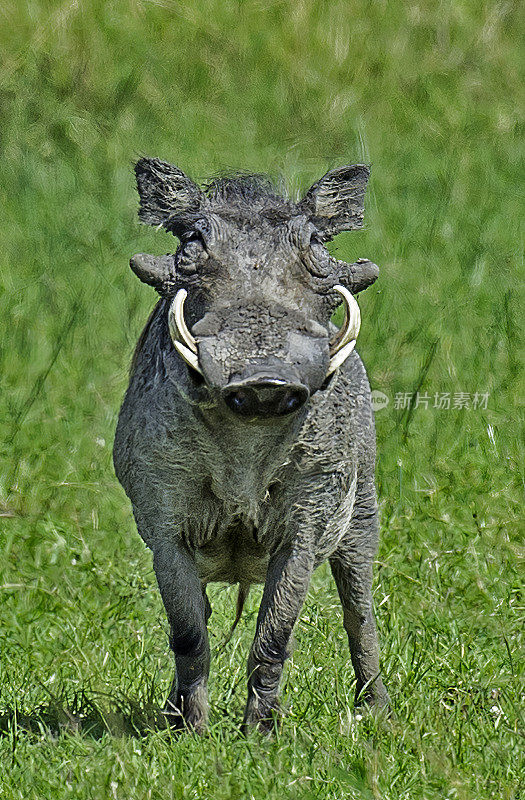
left=169, top=289, right=198, bottom=353
left=173, top=339, right=202, bottom=373
left=328, top=285, right=361, bottom=375
left=168, top=289, right=203, bottom=374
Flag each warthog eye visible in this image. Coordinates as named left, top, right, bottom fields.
left=178, top=235, right=208, bottom=273
left=292, top=219, right=332, bottom=277
left=304, top=236, right=332, bottom=277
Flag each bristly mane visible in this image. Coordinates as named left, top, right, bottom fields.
left=204, top=172, right=294, bottom=216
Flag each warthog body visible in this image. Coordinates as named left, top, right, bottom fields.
left=113, top=158, right=390, bottom=732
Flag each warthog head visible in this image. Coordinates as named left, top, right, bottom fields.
left=130, top=158, right=378, bottom=421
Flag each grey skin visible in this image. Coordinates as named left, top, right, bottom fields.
left=113, top=158, right=390, bottom=733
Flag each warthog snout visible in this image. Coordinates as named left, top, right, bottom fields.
left=222, top=376, right=309, bottom=419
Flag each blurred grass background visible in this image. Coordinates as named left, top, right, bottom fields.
left=0, top=1, right=523, bottom=798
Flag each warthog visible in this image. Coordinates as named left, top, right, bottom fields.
left=113, top=158, right=390, bottom=732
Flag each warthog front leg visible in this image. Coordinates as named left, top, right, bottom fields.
left=152, top=540, right=210, bottom=733
left=329, top=493, right=390, bottom=713
left=244, top=547, right=314, bottom=733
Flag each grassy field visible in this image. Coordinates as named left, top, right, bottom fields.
left=0, top=1, right=523, bottom=797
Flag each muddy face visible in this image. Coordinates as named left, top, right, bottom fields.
left=130, top=159, right=379, bottom=420
left=186, top=214, right=334, bottom=420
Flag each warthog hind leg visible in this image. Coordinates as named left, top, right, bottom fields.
left=243, top=547, right=314, bottom=733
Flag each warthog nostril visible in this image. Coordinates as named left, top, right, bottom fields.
left=282, top=391, right=304, bottom=414
left=223, top=381, right=309, bottom=419
left=225, top=389, right=251, bottom=414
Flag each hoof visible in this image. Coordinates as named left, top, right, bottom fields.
left=354, top=695, right=393, bottom=724
left=163, top=683, right=208, bottom=735
left=242, top=697, right=282, bottom=735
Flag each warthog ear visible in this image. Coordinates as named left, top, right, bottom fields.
left=300, top=165, right=370, bottom=239
left=134, top=158, right=206, bottom=235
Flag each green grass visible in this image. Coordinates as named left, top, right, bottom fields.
left=0, top=1, right=523, bottom=797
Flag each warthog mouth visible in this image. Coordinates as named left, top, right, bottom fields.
left=167, top=286, right=361, bottom=380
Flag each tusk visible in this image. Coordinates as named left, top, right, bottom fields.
left=169, top=289, right=198, bottom=353
left=168, top=289, right=203, bottom=374
left=173, top=340, right=201, bottom=373
left=327, top=285, right=361, bottom=375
